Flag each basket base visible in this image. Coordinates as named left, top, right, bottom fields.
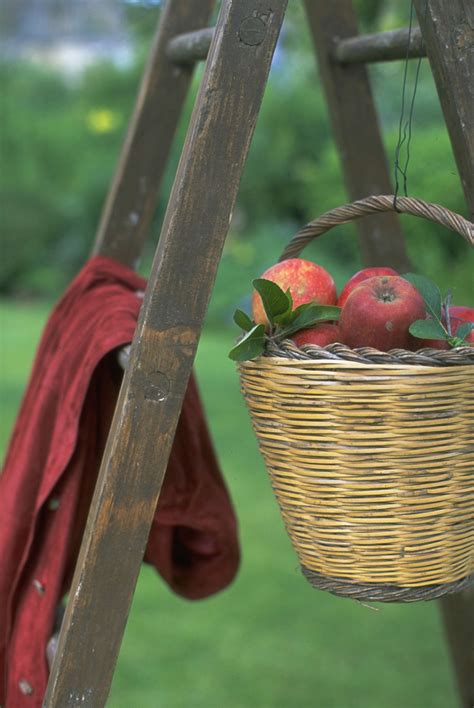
left=301, top=566, right=474, bottom=603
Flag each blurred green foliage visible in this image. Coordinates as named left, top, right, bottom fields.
left=1, top=3, right=472, bottom=324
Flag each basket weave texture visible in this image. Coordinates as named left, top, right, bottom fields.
left=239, top=196, right=474, bottom=602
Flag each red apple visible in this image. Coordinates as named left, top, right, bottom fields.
left=450, top=306, right=474, bottom=344
left=337, top=267, right=398, bottom=308
left=339, top=275, right=426, bottom=351
left=450, top=306, right=474, bottom=321
left=252, top=258, right=337, bottom=326
left=420, top=332, right=449, bottom=350
left=292, top=323, right=340, bottom=348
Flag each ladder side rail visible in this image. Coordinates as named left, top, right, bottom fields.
left=440, top=590, right=474, bottom=708
left=92, top=1, right=216, bottom=266
left=414, top=3, right=474, bottom=706
left=414, top=0, right=474, bottom=219
left=303, top=0, right=411, bottom=271
left=44, top=2, right=288, bottom=705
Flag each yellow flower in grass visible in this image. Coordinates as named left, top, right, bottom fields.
left=86, top=108, right=119, bottom=134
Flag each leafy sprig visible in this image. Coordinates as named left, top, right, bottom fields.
left=403, top=273, right=473, bottom=348
left=229, top=279, right=341, bottom=361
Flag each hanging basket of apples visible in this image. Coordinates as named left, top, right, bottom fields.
left=231, top=195, right=474, bottom=603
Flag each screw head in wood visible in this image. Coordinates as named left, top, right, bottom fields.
left=143, top=371, right=170, bottom=402
left=239, top=16, right=267, bottom=46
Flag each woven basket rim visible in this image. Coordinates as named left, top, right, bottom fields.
left=260, top=339, right=474, bottom=367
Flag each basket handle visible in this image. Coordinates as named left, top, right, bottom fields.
left=279, top=195, right=474, bottom=261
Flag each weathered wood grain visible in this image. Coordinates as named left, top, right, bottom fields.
left=333, top=27, right=425, bottom=64
left=413, top=3, right=474, bottom=704
left=92, top=1, right=215, bottom=266
left=414, top=0, right=474, bottom=218
left=44, top=1, right=287, bottom=705
left=303, top=0, right=411, bottom=271
left=440, top=590, right=474, bottom=708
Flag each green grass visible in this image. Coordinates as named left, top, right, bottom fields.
left=0, top=300, right=458, bottom=708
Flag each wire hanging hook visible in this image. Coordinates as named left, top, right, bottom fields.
left=393, top=0, right=425, bottom=211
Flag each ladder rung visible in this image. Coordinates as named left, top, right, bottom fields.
left=333, top=27, right=426, bottom=64
left=169, top=26, right=426, bottom=67
left=167, top=27, right=214, bottom=64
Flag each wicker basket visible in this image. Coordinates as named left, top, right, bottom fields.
left=239, top=195, right=474, bottom=602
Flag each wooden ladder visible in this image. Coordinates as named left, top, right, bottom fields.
left=44, top=1, right=474, bottom=705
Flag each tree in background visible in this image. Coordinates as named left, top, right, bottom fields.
left=1, top=1, right=471, bottom=321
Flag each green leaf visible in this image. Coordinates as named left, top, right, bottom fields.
left=448, top=336, right=468, bottom=348
left=228, top=324, right=266, bottom=361
left=252, top=278, right=291, bottom=325
left=278, top=305, right=341, bottom=339
left=402, top=273, right=443, bottom=320
left=291, top=302, right=341, bottom=322
left=233, top=309, right=254, bottom=332
left=273, top=311, right=293, bottom=326
left=456, top=322, right=474, bottom=341
left=272, top=289, right=295, bottom=326
left=409, top=318, right=448, bottom=341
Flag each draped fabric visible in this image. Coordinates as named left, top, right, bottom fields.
left=0, top=256, right=240, bottom=706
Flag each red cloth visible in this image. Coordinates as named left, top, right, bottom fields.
left=0, top=256, right=240, bottom=706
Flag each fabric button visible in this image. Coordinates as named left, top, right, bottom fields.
left=18, top=679, right=33, bottom=695
left=47, top=497, right=60, bottom=510
left=33, top=579, right=45, bottom=595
